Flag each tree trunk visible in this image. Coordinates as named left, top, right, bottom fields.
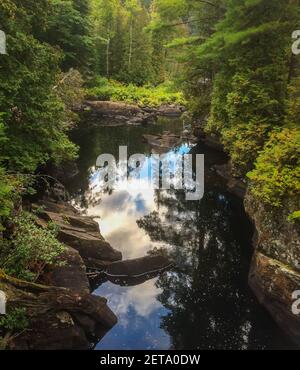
left=128, top=20, right=133, bottom=71
left=106, top=38, right=110, bottom=78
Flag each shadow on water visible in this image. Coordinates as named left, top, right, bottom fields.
left=68, top=117, right=297, bottom=350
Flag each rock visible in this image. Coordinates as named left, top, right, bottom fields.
left=104, top=255, right=172, bottom=286
left=0, top=273, right=117, bottom=350
left=33, top=200, right=79, bottom=216
left=59, top=229, right=122, bottom=262
left=245, top=193, right=300, bottom=346
left=11, top=311, right=90, bottom=350
left=1, top=199, right=123, bottom=350
left=85, top=101, right=142, bottom=116
left=245, top=194, right=300, bottom=273
left=45, top=246, right=90, bottom=294
left=84, top=101, right=158, bottom=126
left=83, top=101, right=185, bottom=126
left=127, top=115, right=144, bottom=125
left=33, top=200, right=122, bottom=265
left=197, top=132, right=224, bottom=152
left=249, top=252, right=300, bottom=345
left=143, top=132, right=182, bottom=153
left=157, top=104, right=185, bottom=117
left=214, top=163, right=247, bottom=198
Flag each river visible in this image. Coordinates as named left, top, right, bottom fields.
left=67, top=116, right=296, bottom=350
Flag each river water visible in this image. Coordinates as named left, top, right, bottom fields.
left=68, top=117, right=296, bottom=350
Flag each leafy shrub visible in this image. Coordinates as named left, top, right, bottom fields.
left=222, top=122, right=270, bottom=177
left=0, top=212, right=65, bottom=282
left=0, top=308, right=29, bottom=332
left=247, top=128, right=300, bottom=208
left=55, top=68, right=85, bottom=128
left=87, top=78, right=186, bottom=107
left=288, top=211, right=300, bottom=222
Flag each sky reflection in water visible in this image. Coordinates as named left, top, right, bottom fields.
left=70, top=120, right=297, bottom=350
left=85, top=143, right=191, bottom=259
left=88, top=142, right=191, bottom=349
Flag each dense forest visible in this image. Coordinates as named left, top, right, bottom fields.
left=0, top=0, right=299, bottom=350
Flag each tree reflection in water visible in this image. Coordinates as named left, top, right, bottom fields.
left=69, top=119, right=296, bottom=350
left=137, top=178, right=294, bottom=350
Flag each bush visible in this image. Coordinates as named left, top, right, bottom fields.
left=86, top=78, right=186, bottom=108
left=247, top=128, right=300, bottom=209
left=0, top=212, right=65, bottom=282
left=0, top=308, right=29, bottom=332
left=0, top=169, right=14, bottom=231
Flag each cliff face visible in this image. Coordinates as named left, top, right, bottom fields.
left=245, top=193, right=300, bottom=345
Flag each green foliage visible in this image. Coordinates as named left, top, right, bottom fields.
left=288, top=211, right=300, bottom=222
left=54, top=68, right=86, bottom=130
left=0, top=0, right=78, bottom=173
left=154, top=0, right=300, bottom=215
left=0, top=168, right=15, bottom=230
left=0, top=115, right=18, bottom=228
left=0, top=308, right=29, bottom=332
left=200, top=0, right=295, bottom=175
left=87, top=78, right=185, bottom=107
left=285, top=76, right=300, bottom=126
left=247, top=128, right=300, bottom=207
left=247, top=71, right=300, bottom=209
left=0, top=212, right=65, bottom=282
left=91, top=0, right=176, bottom=85
left=39, top=0, right=95, bottom=74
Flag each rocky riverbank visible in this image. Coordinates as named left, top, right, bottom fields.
left=245, top=194, right=300, bottom=345
left=2, top=199, right=171, bottom=350
left=81, top=100, right=186, bottom=126
left=194, top=128, right=300, bottom=347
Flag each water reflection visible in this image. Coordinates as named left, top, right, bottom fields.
left=77, top=141, right=193, bottom=259
left=94, top=279, right=171, bottom=350
left=69, top=118, right=297, bottom=350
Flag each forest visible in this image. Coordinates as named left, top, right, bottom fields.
left=0, top=0, right=299, bottom=351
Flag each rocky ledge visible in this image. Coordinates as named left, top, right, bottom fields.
left=3, top=199, right=171, bottom=350
left=82, top=101, right=185, bottom=126
left=193, top=129, right=300, bottom=346
left=245, top=193, right=300, bottom=346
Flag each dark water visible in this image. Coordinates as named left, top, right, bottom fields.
left=68, top=117, right=296, bottom=350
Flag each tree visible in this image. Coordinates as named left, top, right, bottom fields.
left=39, top=0, right=95, bottom=75
left=195, top=0, right=297, bottom=175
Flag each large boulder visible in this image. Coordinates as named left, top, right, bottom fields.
left=249, top=252, right=300, bottom=345
left=58, top=229, right=122, bottom=262
left=45, top=246, right=90, bottom=294
left=33, top=201, right=122, bottom=266
left=0, top=273, right=117, bottom=350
